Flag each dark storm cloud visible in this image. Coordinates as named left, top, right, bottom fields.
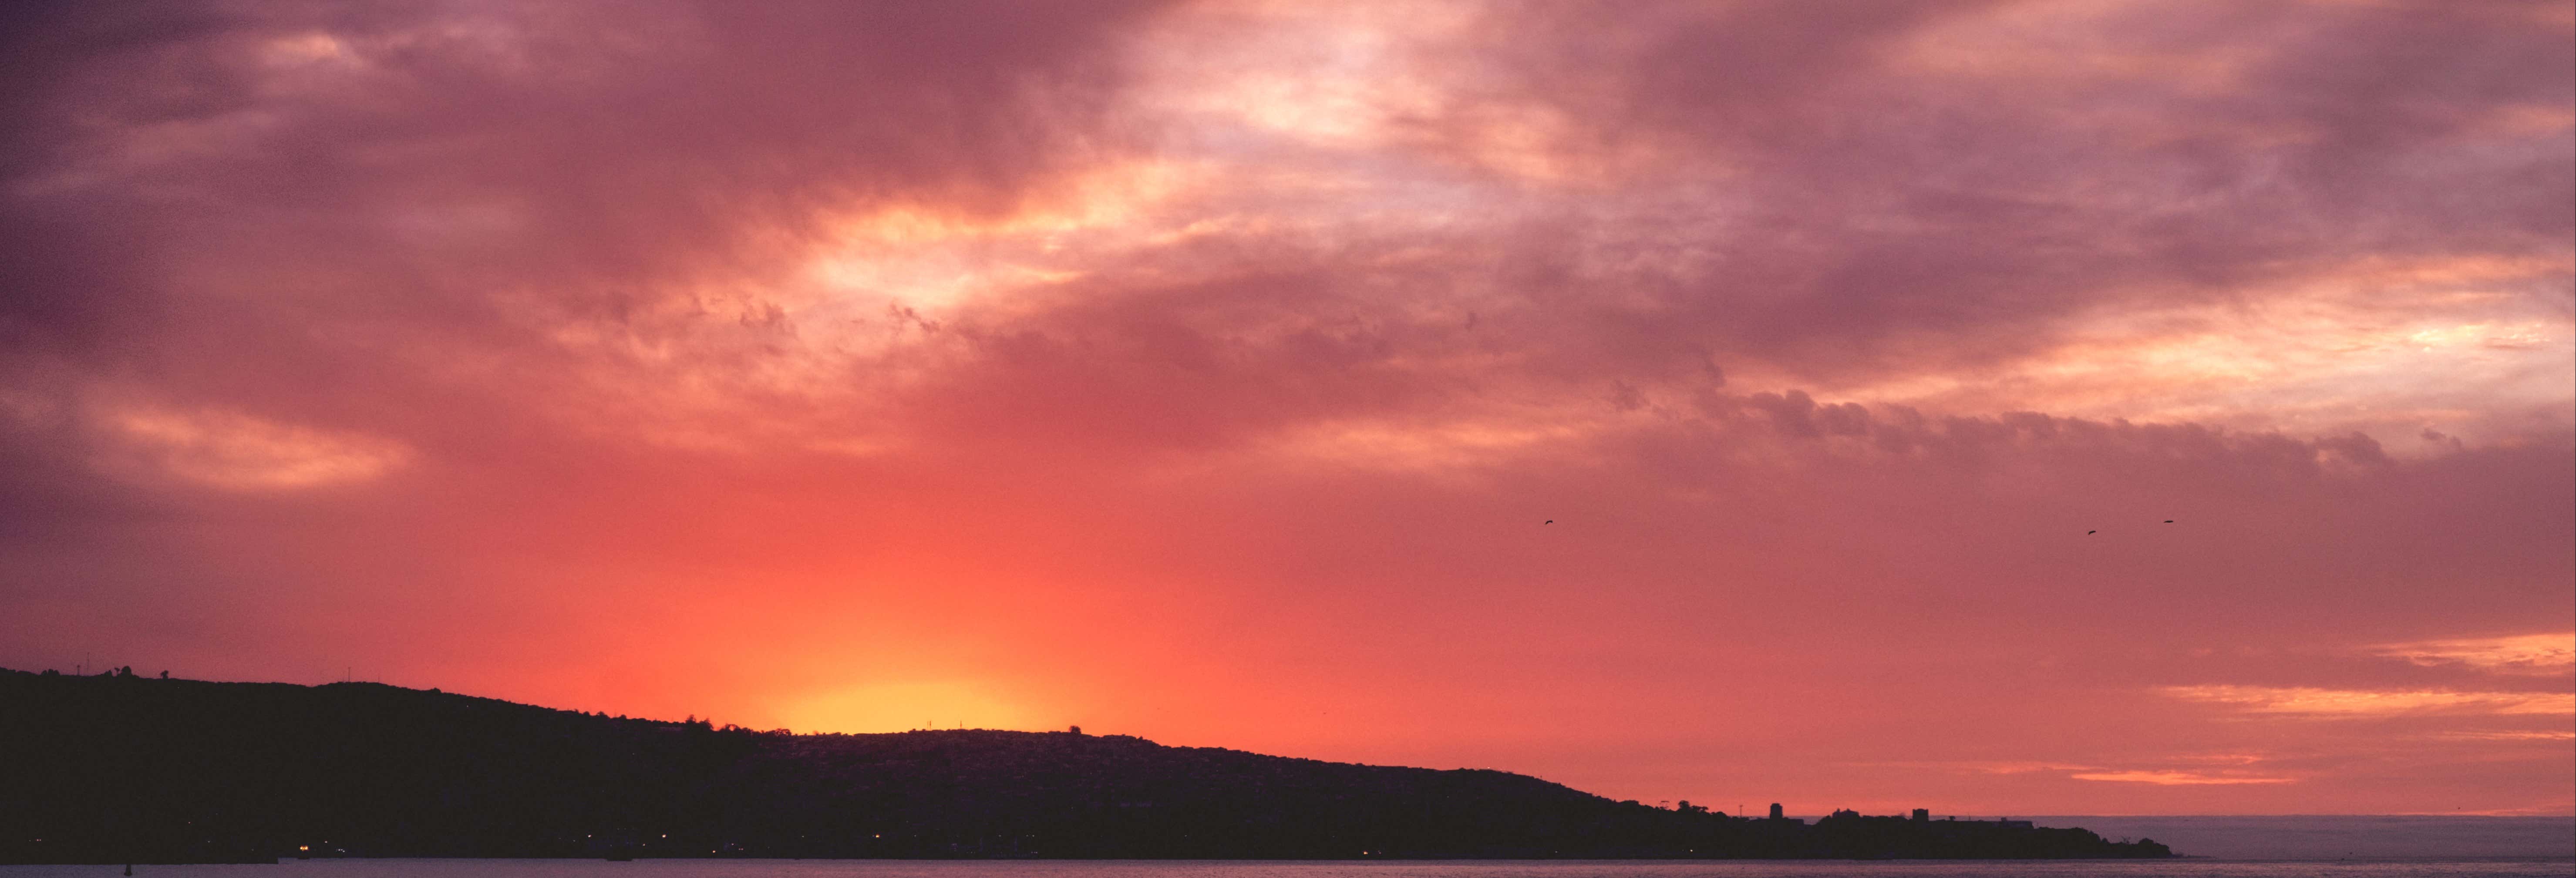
left=0, top=0, right=1167, bottom=362
left=0, top=0, right=1172, bottom=516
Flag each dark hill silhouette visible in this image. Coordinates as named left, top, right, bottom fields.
left=0, top=668, right=2171, bottom=862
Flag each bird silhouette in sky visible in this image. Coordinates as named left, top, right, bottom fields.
left=1544, top=520, right=1554, bottom=525
left=2087, top=530, right=2097, bottom=535
left=2165, top=520, right=2175, bottom=523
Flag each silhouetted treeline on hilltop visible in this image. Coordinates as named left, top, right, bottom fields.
left=0, top=669, right=2173, bottom=862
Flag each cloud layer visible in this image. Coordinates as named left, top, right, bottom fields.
left=3, top=0, right=2569, bottom=814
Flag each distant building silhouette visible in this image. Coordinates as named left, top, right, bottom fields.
left=1768, top=803, right=1783, bottom=820
left=1913, top=808, right=1930, bottom=821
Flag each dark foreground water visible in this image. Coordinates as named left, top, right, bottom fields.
left=6, top=859, right=2573, bottom=878
left=2017, top=817, right=2573, bottom=860
left=7, top=819, right=2569, bottom=878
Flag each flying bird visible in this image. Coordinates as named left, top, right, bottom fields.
left=1544, top=520, right=1554, bottom=525
left=2087, top=530, right=2097, bottom=535
left=2164, top=520, right=2174, bottom=523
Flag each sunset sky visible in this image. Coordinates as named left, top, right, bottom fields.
left=3, top=0, right=2571, bottom=817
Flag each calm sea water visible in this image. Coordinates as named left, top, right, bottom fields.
left=5, top=859, right=2572, bottom=878
left=2017, top=817, right=2574, bottom=861
left=7, top=820, right=2569, bottom=878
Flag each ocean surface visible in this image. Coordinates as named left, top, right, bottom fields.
left=7, top=859, right=2573, bottom=878
left=2017, top=817, right=2574, bottom=861
left=6, top=818, right=2569, bottom=878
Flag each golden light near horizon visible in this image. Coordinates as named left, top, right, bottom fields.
left=778, top=680, right=1040, bottom=735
